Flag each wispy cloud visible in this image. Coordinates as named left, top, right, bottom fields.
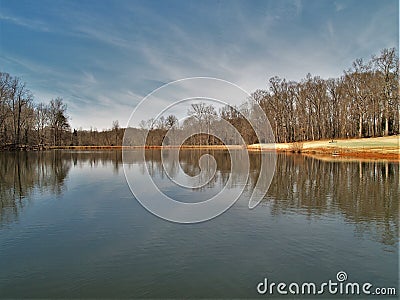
left=0, top=12, right=50, bottom=32
left=327, top=20, right=335, bottom=39
left=81, top=71, right=97, bottom=85
left=0, top=0, right=397, bottom=129
left=334, top=1, right=346, bottom=12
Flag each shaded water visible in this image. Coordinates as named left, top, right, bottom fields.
left=0, top=150, right=398, bottom=298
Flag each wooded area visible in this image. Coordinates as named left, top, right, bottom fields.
left=253, top=48, right=399, bottom=142
left=0, top=48, right=398, bottom=149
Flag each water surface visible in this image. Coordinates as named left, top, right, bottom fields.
left=0, top=150, right=398, bottom=298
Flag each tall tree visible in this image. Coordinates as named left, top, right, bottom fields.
left=48, top=98, right=69, bottom=146
left=34, top=102, right=49, bottom=145
left=372, top=48, right=399, bottom=136
left=112, top=120, right=120, bottom=145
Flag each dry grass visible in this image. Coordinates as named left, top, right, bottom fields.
left=250, top=135, right=400, bottom=160
left=290, top=142, right=304, bottom=153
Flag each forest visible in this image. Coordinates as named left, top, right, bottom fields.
left=0, top=48, right=398, bottom=149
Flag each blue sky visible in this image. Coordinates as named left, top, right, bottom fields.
left=0, top=0, right=398, bottom=129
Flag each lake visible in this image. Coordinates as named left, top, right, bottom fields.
left=0, top=150, right=398, bottom=298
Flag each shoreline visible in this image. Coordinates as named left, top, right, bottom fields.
left=2, top=136, right=399, bottom=161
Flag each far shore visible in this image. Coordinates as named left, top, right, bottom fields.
left=3, top=136, right=399, bottom=160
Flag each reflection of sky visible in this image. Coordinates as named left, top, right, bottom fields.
left=1, top=0, right=397, bottom=129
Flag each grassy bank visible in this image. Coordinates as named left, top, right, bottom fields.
left=249, top=135, right=399, bottom=160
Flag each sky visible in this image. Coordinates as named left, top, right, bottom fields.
left=0, top=0, right=398, bottom=129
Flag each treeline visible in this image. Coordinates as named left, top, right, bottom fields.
left=0, top=72, right=71, bottom=149
left=0, top=48, right=398, bottom=149
left=253, top=48, right=399, bottom=142
left=139, top=48, right=399, bottom=145
left=0, top=72, right=124, bottom=149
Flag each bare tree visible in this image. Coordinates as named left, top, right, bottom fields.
left=187, top=102, right=217, bottom=145
left=112, top=120, right=120, bottom=145
left=165, top=114, right=178, bottom=129
left=34, top=102, right=49, bottom=145
left=48, top=98, right=69, bottom=146
left=372, top=48, right=399, bottom=135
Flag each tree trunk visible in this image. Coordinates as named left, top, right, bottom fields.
left=16, top=101, right=22, bottom=146
left=384, top=110, right=389, bottom=136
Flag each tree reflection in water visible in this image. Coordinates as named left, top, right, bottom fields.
left=0, top=150, right=398, bottom=247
